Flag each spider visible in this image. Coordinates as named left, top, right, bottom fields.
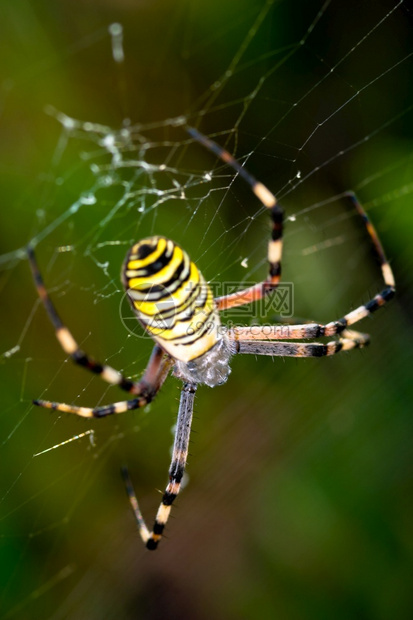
left=29, top=127, right=395, bottom=550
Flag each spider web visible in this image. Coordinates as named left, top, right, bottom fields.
left=1, top=1, right=413, bottom=618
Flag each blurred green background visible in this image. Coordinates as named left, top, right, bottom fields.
left=1, top=1, right=413, bottom=619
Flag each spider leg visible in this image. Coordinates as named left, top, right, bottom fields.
left=187, top=127, right=283, bottom=311
left=27, top=245, right=159, bottom=395
left=234, top=329, right=369, bottom=358
left=322, top=192, right=395, bottom=336
left=33, top=349, right=173, bottom=417
left=228, top=193, right=394, bottom=341
left=187, top=129, right=394, bottom=323
left=122, top=382, right=197, bottom=550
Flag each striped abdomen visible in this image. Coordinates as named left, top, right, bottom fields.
left=122, top=236, right=222, bottom=364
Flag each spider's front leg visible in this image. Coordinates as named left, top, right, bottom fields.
left=33, top=345, right=173, bottom=418
left=231, top=328, right=370, bottom=357
left=28, top=245, right=173, bottom=417
left=122, top=382, right=197, bottom=550
left=28, top=245, right=160, bottom=395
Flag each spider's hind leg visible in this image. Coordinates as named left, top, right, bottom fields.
left=187, top=126, right=284, bottom=311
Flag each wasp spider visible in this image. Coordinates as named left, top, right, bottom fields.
left=29, top=127, right=395, bottom=550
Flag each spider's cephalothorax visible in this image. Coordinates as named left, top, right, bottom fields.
left=122, top=236, right=234, bottom=387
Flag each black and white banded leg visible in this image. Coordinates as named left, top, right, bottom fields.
left=187, top=126, right=284, bottom=311
left=233, top=329, right=370, bottom=358
left=28, top=246, right=173, bottom=417
left=188, top=129, right=395, bottom=327
left=226, top=192, right=395, bottom=346
left=122, top=382, right=197, bottom=550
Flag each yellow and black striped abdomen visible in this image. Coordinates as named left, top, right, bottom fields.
left=122, top=236, right=222, bottom=363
